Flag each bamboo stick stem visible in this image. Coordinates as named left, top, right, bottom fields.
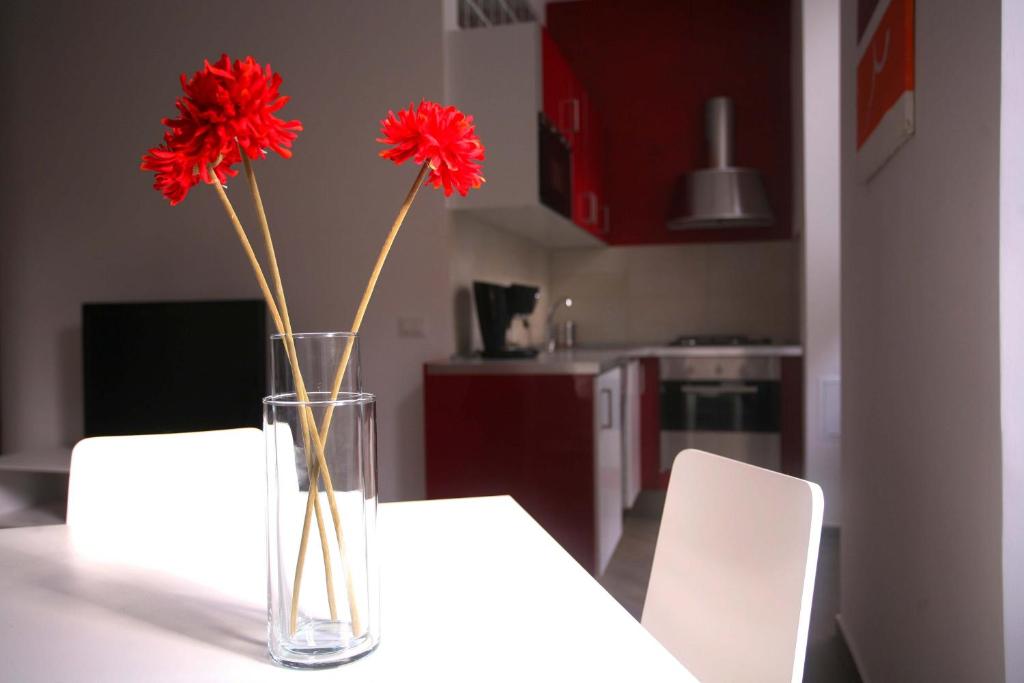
left=319, top=162, right=431, bottom=440
left=293, top=163, right=431, bottom=630
left=208, top=173, right=284, bottom=333
left=241, top=156, right=354, bottom=631
left=294, top=407, right=338, bottom=624
left=208, top=169, right=339, bottom=628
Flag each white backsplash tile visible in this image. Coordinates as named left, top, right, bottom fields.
left=450, top=213, right=799, bottom=352
left=550, top=239, right=799, bottom=345
left=449, top=214, right=549, bottom=354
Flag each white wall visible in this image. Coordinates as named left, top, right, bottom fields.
left=799, top=0, right=842, bottom=527
left=1000, top=2, right=1024, bottom=679
left=0, top=0, right=453, bottom=502
left=449, top=214, right=550, bottom=355
left=547, top=241, right=799, bottom=347
left=839, top=1, right=1005, bottom=680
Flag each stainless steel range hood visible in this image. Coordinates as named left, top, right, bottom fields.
left=668, top=97, right=773, bottom=230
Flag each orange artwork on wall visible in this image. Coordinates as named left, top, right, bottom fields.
left=856, top=0, right=914, bottom=179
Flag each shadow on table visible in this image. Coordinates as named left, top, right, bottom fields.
left=8, top=543, right=269, bottom=665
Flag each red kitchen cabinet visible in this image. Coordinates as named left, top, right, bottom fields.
left=547, top=0, right=793, bottom=245
left=542, top=28, right=610, bottom=242
left=447, top=24, right=605, bottom=247
left=446, top=25, right=602, bottom=248
left=542, top=29, right=576, bottom=145
left=424, top=367, right=602, bottom=573
left=638, top=358, right=664, bottom=490
left=779, top=357, right=805, bottom=478
left=575, top=91, right=609, bottom=239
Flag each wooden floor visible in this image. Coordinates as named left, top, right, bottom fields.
left=598, top=494, right=862, bottom=683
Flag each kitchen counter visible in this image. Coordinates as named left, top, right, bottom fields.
left=424, top=344, right=805, bottom=572
left=425, top=345, right=802, bottom=376
left=629, top=345, right=803, bottom=358
left=426, top=350, right=617, bottom=376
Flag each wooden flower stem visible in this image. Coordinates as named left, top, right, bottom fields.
left=292, top=163, right=431, bottom=629
left=240, top=156, right=357, bottom=633
left=317, top=162, right=431, bottom=441
left=208, top=168, right=339, bottom=626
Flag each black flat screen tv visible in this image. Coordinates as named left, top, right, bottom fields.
left=82, top=300, right=266, bottom=437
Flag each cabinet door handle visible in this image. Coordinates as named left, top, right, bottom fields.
left=681, top=384, right=759, bottom=396
left=600, top=388, right=613, bottom=429
left=602, top=205, right=611, bottom=234
left=581, top=191, right=598, bottom=225
left=560, top=98, right=580, bottom=134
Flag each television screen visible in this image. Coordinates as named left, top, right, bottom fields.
left=82, top=300, right=267, bottom=437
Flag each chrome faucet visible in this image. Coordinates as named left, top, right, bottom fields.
left=546, top=297, right=573, bottom=352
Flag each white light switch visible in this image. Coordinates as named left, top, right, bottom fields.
left=398, top=316, right=426, bottom=338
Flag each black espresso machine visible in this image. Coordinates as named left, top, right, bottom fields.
left=473, top=281, right=540, bottom=358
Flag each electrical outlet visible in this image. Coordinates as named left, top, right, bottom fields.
left=398, top=316, right=426, bottom=338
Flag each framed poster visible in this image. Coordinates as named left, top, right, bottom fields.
left=856, top=0, right=915, bottom=181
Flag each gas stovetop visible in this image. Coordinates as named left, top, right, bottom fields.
left=668, top=334, right=773, bottom=347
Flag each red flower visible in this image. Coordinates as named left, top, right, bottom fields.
left=141, top=55, right=301, bottom=204
left=141, top=134, right=240, bottom=206
left=378, top=101, right=485, bottom=197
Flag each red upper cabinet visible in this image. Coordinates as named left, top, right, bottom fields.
left=576, top=91, right=609, bottom=239
left=448, top=5, right=791, bottom=247
left=541, top=30, right=575, bottom=143
left=446, top=23, right=605, bottom=248
left=542, top=28, right=609, bottom=241
left=546, top=0, right=793, bottom=246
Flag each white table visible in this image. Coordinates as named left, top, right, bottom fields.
left=0, top=495, right=695, bottom=681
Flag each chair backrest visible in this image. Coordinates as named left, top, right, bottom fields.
left=642, top=449, right=823, bottom=683
left=66, top=429, right=265, bottom=568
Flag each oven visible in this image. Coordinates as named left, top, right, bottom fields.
left=659, top=356, right=781, bottom=472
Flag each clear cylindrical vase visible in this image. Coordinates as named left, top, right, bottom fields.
left=264, top=332, right=379, bottom=667
left=269, top=331, right=363, bottom=397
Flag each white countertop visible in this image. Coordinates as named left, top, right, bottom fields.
left=426, top=345, right=802, bottom=376
left=427, top=349, right=619, bottom=375
left=0, top=496, right=693, bottom=681
left=629, top=345, right=803, bottom=358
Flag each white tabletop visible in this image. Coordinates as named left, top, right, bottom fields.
left=0, top=495, right=694, bottom=681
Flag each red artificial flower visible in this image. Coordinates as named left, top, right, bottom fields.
left=141, top=134, right=240, bottom=206
left=378, top=101, right=485, bottom=197
left=141, top=54, right=301, bottom=204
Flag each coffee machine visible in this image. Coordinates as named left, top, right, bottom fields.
left=473, top=281, right=540, bottom=358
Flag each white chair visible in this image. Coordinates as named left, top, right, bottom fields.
left=66, top=429, right=265, bottom=570
left=642, top=449, right=824, bottom=683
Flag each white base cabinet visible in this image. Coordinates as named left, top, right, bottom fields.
left=594, top=366, right=624, bottom=575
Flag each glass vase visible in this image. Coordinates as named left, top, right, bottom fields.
left=264, top=332, right=379, bottom=667
left=269, top=331, right=363, bottom=397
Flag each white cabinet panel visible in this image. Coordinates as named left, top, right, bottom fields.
left=623, top=361, right=643, bottom=509
left=594, top=366, right=623, bottom=575
left=444, top=24, right=602, bottom=247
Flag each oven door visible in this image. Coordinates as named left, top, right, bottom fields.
left=659, top=379, right=781, bottom=472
